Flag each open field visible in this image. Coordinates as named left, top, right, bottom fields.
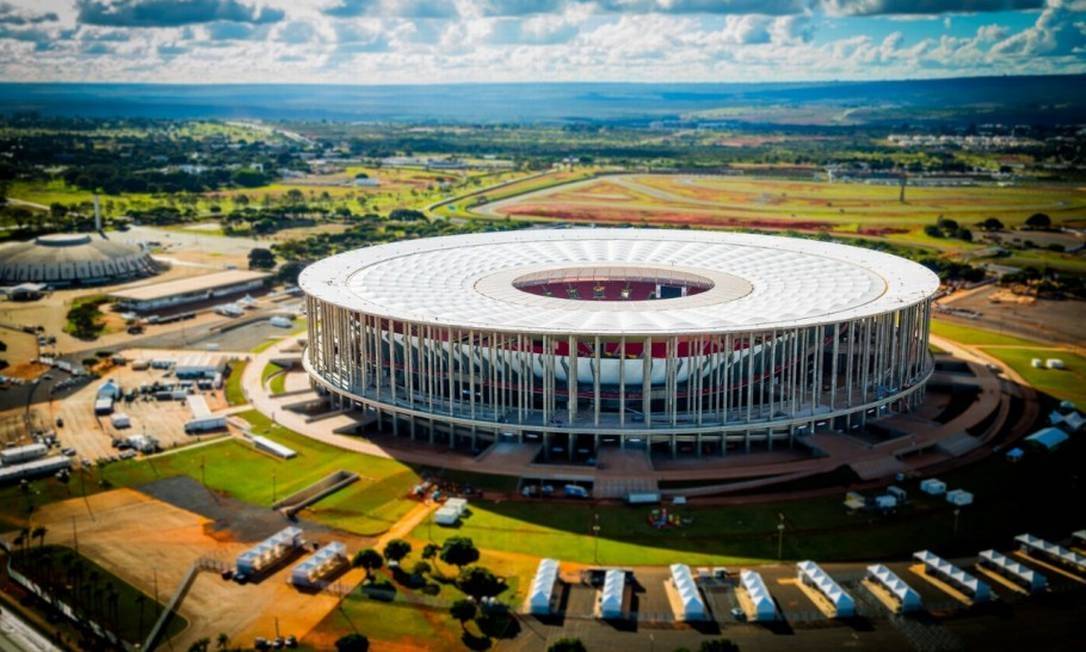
left=474, top=173, right=1086, bottom=273
left=978, top=346, right=1086, bottom=405
left=481, top=174, right=1086, bottom=229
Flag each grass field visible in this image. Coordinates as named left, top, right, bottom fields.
left=978, top=347, right=1086, bottom=405
left=224, top=360, right=248, bottom=406
left=929, top=318, right=1042, bottom=346
left=99, top=411, right=416, bottom=522
left=410, top=434, right=1086, bottom=567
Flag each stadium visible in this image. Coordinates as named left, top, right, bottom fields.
left=300, top=228, right=940, bottom=460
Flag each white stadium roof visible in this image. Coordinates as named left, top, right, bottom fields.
left=300, top=228, right=940, bottom=336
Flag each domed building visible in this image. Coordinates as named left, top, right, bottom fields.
left=0, top=233, right=160, bottom=287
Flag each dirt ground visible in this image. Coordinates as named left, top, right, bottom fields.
left=940, top=285, right=1085, bottom=348
left=17, top=488, right=366, bottom=650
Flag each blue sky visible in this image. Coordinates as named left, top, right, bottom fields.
left=0, top=1, right=1082, bottom=83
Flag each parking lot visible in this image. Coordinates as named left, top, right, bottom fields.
left=2, top=351, right=239, bottom=464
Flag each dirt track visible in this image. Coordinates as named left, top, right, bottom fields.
left=15, top=488, right=367, bottom=650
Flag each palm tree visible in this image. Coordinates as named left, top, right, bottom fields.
left=32, top=525, right=46, bottom=551
left=135, top=594, right=147, bottom=641
left=216, top=632, right=229, bottom=650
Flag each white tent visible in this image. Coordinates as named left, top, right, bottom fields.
left=913, top=550, right=990, bottom=602
left=978, top=550, right=1046, bottom=593
left=740, top=570, right=777, bottom=621
left=866, top=564, right=922, bottom=613
left=528, top=558, right=560, bottom=615
left=1015, top=534, right=1086, bottom=574
left=920, top=478, right=946, bottom=495
left=599, top=569, right=625, bottom=619
left=797, top=561, right=854, bottom=617
left=669, top=564, right=707, bottom=621
left=946, top=489, right=973, bottom=506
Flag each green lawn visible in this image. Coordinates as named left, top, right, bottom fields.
left=101, top=411, right=416, bottom=515
left=930, top=318, right=1042, bottom=346
left=410, top=435, right=1086, bottom=567
left=224, top=360, right=248, bottom=406
left=250, top=338, right=282, bottom=354
left=10, top=545, right=186, bottom=645
left=261, top=362, right=283, bottom=386
left=978, top=346, right=1086, bottom=406
left=269, top=371, right=287, bottom=396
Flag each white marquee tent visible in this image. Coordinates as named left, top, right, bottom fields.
left=740, top=570, right=777, bottom=621
left=528, top=558, right=560, bottom=615
left=978, top=549, right=1047, bottom=593
left=1015, top=534, right=1086, bottom=574
left=599, top=569, right=626, bottom=619
left=866, top=564, right=922, bottom=613
left=669, top=563, right=707, bottom=621
left=913, top=550, right=991, bottom=602
left=797, top=561, right=855, bottom=617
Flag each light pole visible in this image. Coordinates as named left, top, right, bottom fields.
left=777, top=513, right=785, bottom=560
left=592, top=513, right=601, bottom=564
left=953, top=508, right=961, bottom=537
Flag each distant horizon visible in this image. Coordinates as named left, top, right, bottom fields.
left=1, top=75, right=1082, bottom=125
left=2, top=71, right=1084, bottom=87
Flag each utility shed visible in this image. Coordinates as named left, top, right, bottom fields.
left=528, top=558, right=560, bottom=615
left=866, top=564, right=922, bottom=613
left=251, top=435, right=296, bottom=459
left=797, top=561, right=854, bottom=617
left=184, top=394, right=226, bottom=433
left=740, top=570, right=777, bottom=621
left=1025, top=427, right=1070, bottom=451
left=669, top=563, right=707, bottom=621
left=599, top=569, right=625, bottom=619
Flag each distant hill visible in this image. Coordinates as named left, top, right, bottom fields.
left=0, top=75, right=1082, bottom=126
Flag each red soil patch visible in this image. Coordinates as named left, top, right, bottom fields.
left=857, top=226, right=910, bottom=236
left=502, top=205, right=832, bottom=231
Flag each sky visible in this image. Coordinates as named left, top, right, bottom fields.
left=0, top=0, right=1083, bottom=84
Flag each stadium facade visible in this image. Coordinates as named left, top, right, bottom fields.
left=301, top=229, right=940, bottom=457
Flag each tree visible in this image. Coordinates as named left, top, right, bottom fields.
left=954, top=227, right=973, bottom=242
left=1025, top=212, right=1051, bottom=229
left=936, top=217, right=958, bottom=232
left=440, top=537, right=479, bottom=571
left=699, top=640, right=739, bottom=652
left=450, top=599, right=477, bottom=631
left=383, top=539, right=411, bottom=565
left=216, top=633, right=229, bottom=650
left=457, top=566, right=505, bottom=602
left=411, top=560, right=431, bottom=581
left=547, top=638, right=587, bottom=652
left=32, top=525, right=46, bottom=550
left=248, top=247, right=276, bottom=270
left=979, top=217, right=1004, bottom=231
left=352, top=548, right=383, bottom=580
left=421, top=543, right=439, bottom=560
left=335, top=633, right=369, bottom=652
left=188, top=637, right=211, bottom=652
left=923, top=224, right=943, bottom=239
